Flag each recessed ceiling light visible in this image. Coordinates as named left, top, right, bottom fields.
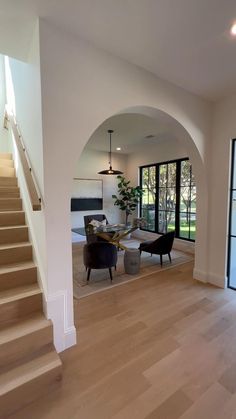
left=230, top=23, right=236, bottom=36
left=116, top=147, right=121, bottom=151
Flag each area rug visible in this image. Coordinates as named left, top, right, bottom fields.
left=72, top=238, right=193, bottom=299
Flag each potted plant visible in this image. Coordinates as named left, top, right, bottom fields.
left=112, top=175, right=144, bottom=225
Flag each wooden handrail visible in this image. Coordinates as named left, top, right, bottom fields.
left=4, top=110, right=41, bottom=211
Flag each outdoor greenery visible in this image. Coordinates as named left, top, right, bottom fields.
left=140, top=160, right=196, bottom=240
left=112, top=175, right=144, bottom=225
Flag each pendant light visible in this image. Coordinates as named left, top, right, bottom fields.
left=98, top=129, right=123, bottom=175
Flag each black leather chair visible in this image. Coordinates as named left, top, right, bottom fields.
left=84, top=214, right=109, bottom=244
left=83, top=242, right=117, bottom=281
left=139, top=231, right=175, bottom=266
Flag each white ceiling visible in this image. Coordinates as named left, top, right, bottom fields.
left=1, top=0, right=236, bottom=99
left=87, top=113, right=183, bottom=154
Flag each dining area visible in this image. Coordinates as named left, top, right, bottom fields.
left=72, top=214, right=142, bottom=278
left=72, top=213, right=179, bottom=298
left=71, top=158, right=192, bottom=298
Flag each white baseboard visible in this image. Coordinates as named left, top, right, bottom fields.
left=64, top=326, right=77, bottom=350
left=193, top=268, right=227, bottom=288
left=193, top=268, right=208, bottom=283
left=46, top=290, right=77, bottom=353
left=208, top=272, right=227, bottom=289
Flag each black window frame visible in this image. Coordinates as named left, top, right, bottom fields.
left=139, top=157, right=196, bottom=242
left=227, top=139, right=236, bottom=290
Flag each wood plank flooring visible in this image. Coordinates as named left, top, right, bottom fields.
left=8, top=261, right=236, bottom=419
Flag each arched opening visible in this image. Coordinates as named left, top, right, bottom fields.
left=0, top=18, right=211, bottom=351
left=71, top=106, right=207, bottom=299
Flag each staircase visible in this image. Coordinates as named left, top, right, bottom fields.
left=0, top=153, right=62, bottom=417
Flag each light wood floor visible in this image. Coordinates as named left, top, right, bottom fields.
left=9, top=261, right=236, bottom=419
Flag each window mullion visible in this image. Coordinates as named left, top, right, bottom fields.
left=176, top=161, right=180, bottom=238
left=139, top=168, right=142, bottom=218
left=155, top=164, right=159, bottom=233
left=189, top=165, right=192, bottom=239
left=165, top=164, right=168, bottom=233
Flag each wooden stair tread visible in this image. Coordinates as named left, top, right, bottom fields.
left=0, top=350, right=62, bottom=396
left=0, top=314, right=51, bottom=345
left=0, top=284, right=41, bottom=305
left=0, top=186, right=19, bottom=190
left=0, top=241, right=31, bottom=250
left=0, top=210, right=24, bottom=214
left=0, top=225, right=26, bottom=231
left=0, top=176, right=16, bottom=180
left=0, top=260, right=36, bottom=275
left=0, top=165, right=61, bottom=411
left=0, top=196, right=21, bottom=201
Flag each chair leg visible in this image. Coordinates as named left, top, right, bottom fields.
left=109, top=268, right=113, bottom=282
left=160, top=254, right=163, bottom=266
left=168, top=253, right=172, bottom=263
left=87, top=268, right=91, bottom=281
left=115, top=265, right=117, bottom=271
left=139, top=249, right=142, bottom=255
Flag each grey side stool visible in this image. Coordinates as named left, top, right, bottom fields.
left=124, top=248, right=140, bottom=274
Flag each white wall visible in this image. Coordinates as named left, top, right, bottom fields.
left=7, top=29, right=44, bottom=194
left=208, top=94, right=236, bottom=288
left=126, top=137, right=188, bottom=184
left=0, top=54, right=9, bottom=152
left=37, top=18, right=212, bottom=351
left=71, top=148, right=127, bottom=234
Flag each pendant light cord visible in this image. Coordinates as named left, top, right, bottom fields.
left=109, top=130, right=112, bottom=170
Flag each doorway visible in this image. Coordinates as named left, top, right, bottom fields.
left=228, top=139, right=236, bottom=289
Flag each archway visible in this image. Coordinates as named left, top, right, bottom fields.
left=71, top=105, right=208, bottom=299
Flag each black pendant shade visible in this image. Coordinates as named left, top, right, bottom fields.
left=98, top=129, right=123, bottom=175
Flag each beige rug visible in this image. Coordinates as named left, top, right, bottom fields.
left=73, top=238, right=193, bottom=299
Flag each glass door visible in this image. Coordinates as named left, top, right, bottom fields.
left=228, top=139, right=236, bottom=288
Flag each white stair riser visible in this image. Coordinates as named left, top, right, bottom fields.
left=0, top=267, right=37, bottom=291
left=0, top=245, right=32, bottom=265
left=0, top=325, right=53, bottom=369
left=0, top=212, right=25, bottom=227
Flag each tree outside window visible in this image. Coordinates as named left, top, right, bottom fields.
left=140, top=158, right=196, bottom=241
